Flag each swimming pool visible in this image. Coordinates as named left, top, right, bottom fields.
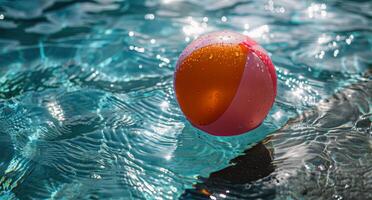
left=0, top=0, right=371, bottom=199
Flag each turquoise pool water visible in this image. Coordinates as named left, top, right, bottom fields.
left=0, top=0, right=371, bottom=199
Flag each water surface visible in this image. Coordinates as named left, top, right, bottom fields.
left=0, top=0, right=371, bottom=199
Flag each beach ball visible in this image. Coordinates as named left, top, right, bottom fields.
left=174, top=31, right=277, bottom=136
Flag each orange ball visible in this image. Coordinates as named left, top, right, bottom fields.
left=174, top=31, right=277, bottom=136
